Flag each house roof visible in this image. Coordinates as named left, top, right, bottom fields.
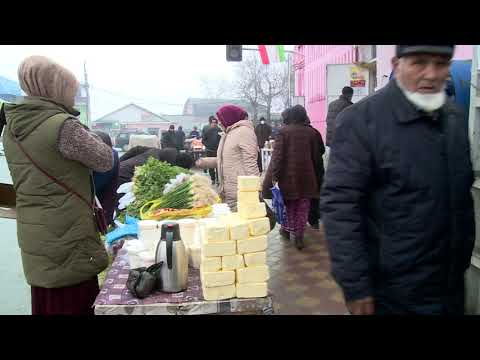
left=161, top=114, right=206, bottom=131
left=94, top=103, right=170, bottom=123
left=183, top=98, right=267, bottom=116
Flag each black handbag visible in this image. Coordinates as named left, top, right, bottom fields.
left=126, top=262, right=163, bottom=299
left=265, top=202, right=277, bottom=231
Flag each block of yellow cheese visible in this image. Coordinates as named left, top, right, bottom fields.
left=243, top=251, right=267, bottom=267
left=202, top=241, right=236, bottom=257
left=200, top=255, right=222, bottom=272
left=201, top=270, right=235, bottom=287
left=248, top=217, right=270, bottom=236
left=202, top=284, right=236, bottom=301
left=227, top=219, right=249, bottom=241
left=203, top=221, right=229, bottom=243
left=237, top=176, right=261, bottom=192
left=237, top=235, right=268, bottom=255
left=222, top=254, right=245, bottom=271
left=238, top=202, right=266, bottom=220
left=236, top=265, right=269, bottom=284
left=236, top=282, right=268, bottom=298
left=237, top=190, right=260, bottom=205
left=219, top=212, right=240, bottom=223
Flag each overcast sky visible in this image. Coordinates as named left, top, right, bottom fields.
left=0, top=45, right=294, bottom=120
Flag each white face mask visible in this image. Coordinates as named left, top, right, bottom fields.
left=260, top=120, right=265, bottom=124
left=396, top=79, right=446, bottom=112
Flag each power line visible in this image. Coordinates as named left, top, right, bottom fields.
left=89, top=85, right=185, bottom=107
left=90, top=84, right=253, bottom=108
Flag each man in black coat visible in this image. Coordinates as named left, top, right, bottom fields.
left=255, top=117, right=272, bottom=172
left=202, top=118, right=221, bottom=184
left=304, top=117, right=325, bottom=230
left=325, top=86, right=353, bottom=147
left=175, top=126, right=186, bottom=151
left=320, top=45, right=475, bottom=315
left=202, top=116, right=216, bottom=138
left=161, top=125, right=177, bottom=149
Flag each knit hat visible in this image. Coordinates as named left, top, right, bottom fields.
left=216, top=105, right=248, bottom=129
left=396, top=45, right=455, bottom=59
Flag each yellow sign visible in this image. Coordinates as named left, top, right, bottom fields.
left=350, top=66, right=365, bottom=81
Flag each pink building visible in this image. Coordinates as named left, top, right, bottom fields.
left=294, top=45, right=473, bottom=140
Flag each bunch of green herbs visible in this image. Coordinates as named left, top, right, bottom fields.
left=124, top=157, right=189, bottom=218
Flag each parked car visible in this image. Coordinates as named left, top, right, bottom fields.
left=115, top=131, right=139, bottom=151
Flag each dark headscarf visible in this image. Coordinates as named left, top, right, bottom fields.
left=216, top=105, right=248, bottom=129
left=281, top=105, right=309, bottom=125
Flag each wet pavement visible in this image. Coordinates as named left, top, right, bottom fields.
left=0, top=156, right=31, bottom=315
left=267, top=224, right=347, bottom=315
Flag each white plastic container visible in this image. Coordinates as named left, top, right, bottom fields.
left=188, top=243, right=201, bottom=269
left=138, top=250, right=156, bottom=268
left=138, top=220, right=161, bottom=252
left=177, top=219, right=199, bottom=248
left=197, top=218, right=218, bottom=245
left=211, top=203, right=231, bottom=218
left=125, top=240, right=148, bottom=268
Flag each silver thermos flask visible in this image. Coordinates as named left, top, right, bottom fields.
left=155, top=222, right=188, bottom=293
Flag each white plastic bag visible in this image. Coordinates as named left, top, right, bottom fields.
left=118, top=192, right=136, bottom=210
left=117, top=181, right=134, bottom=194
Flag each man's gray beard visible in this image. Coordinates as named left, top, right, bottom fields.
left=396, top=78, right=446, bottom=112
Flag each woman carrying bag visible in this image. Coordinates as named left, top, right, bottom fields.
left=2, top=56, right=113, bottom=315
left=269, top=105, right=323, bottom=250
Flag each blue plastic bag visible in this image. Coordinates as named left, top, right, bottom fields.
left=271, top=185, right=287, bottom=226
left=105, top=215, right=140, bottom=245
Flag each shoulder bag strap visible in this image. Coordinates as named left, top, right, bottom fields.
left=0, top=103, right=6, bottom=138
left=11, top=128, right=94, bottom=210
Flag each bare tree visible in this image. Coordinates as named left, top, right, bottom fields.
left=258, top=62, right=289, bottom=121
left=232, top=52, right=289, bottom=122
left=232, top=53, right=264, bottom=121
left=199, top=52, right=290, bottom=122
left=199, top=75, right=233, bottom=99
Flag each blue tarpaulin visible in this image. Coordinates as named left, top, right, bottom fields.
left=0, top=76, right=22, bottom=100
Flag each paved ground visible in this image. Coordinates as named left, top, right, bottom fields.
left=267, top=224, right=347, bottom=315
left=0, top=156, right=31, bottom=315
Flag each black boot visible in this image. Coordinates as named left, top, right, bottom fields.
left=292, top=234, right=304, bottom=250
left=279, top=228, right=290, bottom=240
left=309, top=221, right=320, bottom=230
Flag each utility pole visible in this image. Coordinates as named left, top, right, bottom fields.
left=287, top=52, right=291, bottom=107
left=84, top=61, right=91, bottom=128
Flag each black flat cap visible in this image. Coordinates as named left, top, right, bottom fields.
left=396, top=45, right=455, bottom=58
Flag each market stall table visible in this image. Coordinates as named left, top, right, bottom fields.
left=94, top=249, right=275, bottom=315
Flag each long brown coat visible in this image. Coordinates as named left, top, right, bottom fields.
left=270, top=124, right=322, bottom=200
left=197, top=120, right=259, bottom=210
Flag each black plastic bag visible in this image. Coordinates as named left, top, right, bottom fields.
left=126, top=262, right=163, bottom=299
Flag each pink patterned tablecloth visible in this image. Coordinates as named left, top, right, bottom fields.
left=94, top=249, right=274, bottom=315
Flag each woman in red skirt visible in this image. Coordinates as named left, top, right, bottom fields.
left=269, top=105, right=324, bottom=250
left=2, top=56, right=113, bottom=315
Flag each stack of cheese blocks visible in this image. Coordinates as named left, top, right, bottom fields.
left=201, top=176, right=271, bottom=301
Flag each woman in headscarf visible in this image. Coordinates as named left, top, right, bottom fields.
left=1, top=55, right=113, bottom=315
left=268, top=105, right=323, bottom=250
left=196, top=105, right=259, bottom=210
